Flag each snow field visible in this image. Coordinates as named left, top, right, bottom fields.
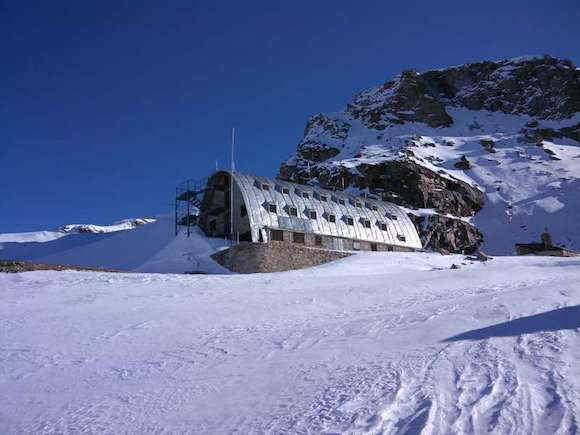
left=1, top=253, right=579, bottom=434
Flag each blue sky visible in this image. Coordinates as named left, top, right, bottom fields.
left=1, top=1, right=579, bottom=232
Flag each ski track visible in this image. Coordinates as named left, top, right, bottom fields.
left=0, top=254, right=579, bottom=434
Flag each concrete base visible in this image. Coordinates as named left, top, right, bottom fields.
left=211, top=241, right=352, bottom=274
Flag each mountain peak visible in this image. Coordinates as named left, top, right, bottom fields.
left=280, top=56, right=580, bottom=255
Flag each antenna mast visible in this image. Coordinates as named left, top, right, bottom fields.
left=230, top=127, right=235, bottom=245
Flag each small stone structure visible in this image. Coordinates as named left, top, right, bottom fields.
left=515, top=232, right=578, bottom=257
left=212, top=242, right=352, bottom=274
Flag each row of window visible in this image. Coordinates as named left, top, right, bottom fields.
left=258, top=203, right=396, bottom=230
left=271, top=229, right=405, bottom=245
left=259, top=182, right=382, bottom=211
left=244, top=202, right=397, bottom=225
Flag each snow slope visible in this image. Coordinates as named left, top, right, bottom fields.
left=1, top=253, right=579, bottom=434
left=0, top=216, right=228, bottom=274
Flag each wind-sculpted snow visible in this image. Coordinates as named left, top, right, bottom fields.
left=1, top=253, right=579, bottom=434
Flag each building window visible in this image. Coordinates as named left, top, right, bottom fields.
left=262, top=183, right=270, bottom=191
left=309, top=210, right=317, bottom=219
left=302, top=192, right=309, bottom=199
left=346, top=216, right=354, bottom=225
left=355, top=202, right=363, bottom=208
left=363, top=219, right=371, bottom=229
left=268, top=203, right=277, bottom=213
left=328, top=214, right=336, bottom=223
left=293, top=232, right=305, bottom=244
left=387, top=213, right=398, bottom=220
left=320, top=195, right=328, bottom=202
left=289, top=207, right=298, bottom=216
left=225, top=192, right=230, bottom=207
left=353, top=241, right=361, bottom=250
left=397, top=235, right=406, bottom=242
left=209, top=220, right=217, bottom=232
left=241, top=204, right=247, bottom=216
left=379, top=222, right=387, bottom=231
left=271, top=229, right=284, bottom=241
left=315, top=235, right=322, bottom=246
left=338, top=199, right=346, bottom=205
left=282, top=187, right=290, bottom=194
left=371, top=243, right=378, bottom=251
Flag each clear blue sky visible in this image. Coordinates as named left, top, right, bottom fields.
left=1, top=1, right=579, bottom=232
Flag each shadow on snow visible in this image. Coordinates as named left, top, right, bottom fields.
left=442, top=305, right=580, bottom=342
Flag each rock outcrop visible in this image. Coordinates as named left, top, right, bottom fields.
left=279, top=56, right=580, bottom=254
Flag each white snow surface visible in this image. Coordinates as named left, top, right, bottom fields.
left=293, top=107, right=580, bottom=254
left=1, top=253, right=579, bottom=434
left=0, top=216, right=228, bottom=274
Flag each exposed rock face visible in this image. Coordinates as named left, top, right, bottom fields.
left=279, top=56, right=580, bottom=254
left=409, top=215, right=483, bottom=254
left=520, top=123, right=580, bottom=143
left=420, top=56, right=580, bottom=120
left=295, top=114, right=349, bottom=163
left=340, top=56, right=579, bottom=131
left=356, top=159, right=483, bottom=217
left=347, top=69, right=453, bottom=129
left=454, top=156, right=472, bottom=170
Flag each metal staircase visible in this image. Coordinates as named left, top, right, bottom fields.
left=175, top=176, right=209, bottom=236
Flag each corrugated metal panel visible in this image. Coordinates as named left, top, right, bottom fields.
left=229, top=171, right=422, bottom=250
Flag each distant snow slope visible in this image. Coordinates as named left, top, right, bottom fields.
left=0, top=230, right=70, bottom=244
left=1, top=253, right=579, bottom=433
left=59, top=218, right=157, bottom=234
left=0, top=218, right=156, bottom=244
left=0, top=216, right=228, bottom=274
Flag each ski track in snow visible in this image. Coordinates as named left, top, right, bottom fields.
left=1, top=253, right=579, bottom=434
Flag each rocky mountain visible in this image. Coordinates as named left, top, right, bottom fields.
left=280, top=56, right=580, bottom=254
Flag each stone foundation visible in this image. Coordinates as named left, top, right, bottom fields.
left=211, top=241, right=352, bottom=273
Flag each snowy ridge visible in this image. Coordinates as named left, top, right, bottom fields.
left=59, top=218, right=157, bottom=234
left=0, top=218, right=157, bottom=244
left=1, top=253, right=579, bottom=433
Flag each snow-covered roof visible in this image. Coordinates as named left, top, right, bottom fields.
left=229, top=171, right=422, bottom=249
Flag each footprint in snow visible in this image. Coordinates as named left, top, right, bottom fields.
left=473, top=304, right=510, bottom=322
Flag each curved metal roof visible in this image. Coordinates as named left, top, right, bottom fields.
left=229, top=171, right=422, bottom=250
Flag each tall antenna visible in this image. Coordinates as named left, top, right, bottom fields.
left=230, top=128, right=235, bottom=245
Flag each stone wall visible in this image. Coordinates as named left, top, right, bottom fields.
left=268, top=228, right=414, bottom=253
left=211, top=241, right=352, bottom=274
